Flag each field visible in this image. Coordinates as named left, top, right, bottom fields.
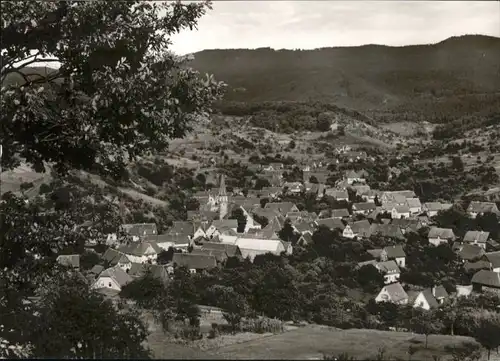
left=145, top=322, right=489, bottom=361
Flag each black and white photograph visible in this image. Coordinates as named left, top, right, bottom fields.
left=1, top=0, right=500, bottom=359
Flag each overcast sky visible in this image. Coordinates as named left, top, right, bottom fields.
left=170, top=1, right=500, bottom=55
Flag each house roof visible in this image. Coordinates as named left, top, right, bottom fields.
left=353, top=202, right=377, bottom=211
left=423, top=202, right=445, bottom=212
left=406, top=198, right=422, bottom=208
left=346, top=170, right=367, bottom=179
left=464, top=260, right=492, bottom=272
left=99, top=266, right=133, bottom=287
left=294, top=221, right=316, bottom=234
left=198, top=241, right=241, bottom=257
left=463, top=231, right=490, bottom=244
left=371, top=224, right=405, bottom=240
left=458, top=244, right=485, bottom=261
left=56, top=254, right=80, bottom=268
left=191, top=248, right=228, bottom=262
left=428, top=227, right=456, bottom=239
left=235, top=238, right=284, bottom=252
left=168, top=221, right=194, bottom=235
left=393, top=205, right=411, bottom=214
left=118, top=242, right=161, bottom=257
left=325, top=190, right=348, bottom=199
left=128, top=263, right=169, bottom=281
left=298, top=233, right=313, bottom=245
left=121, top=223, right=157, bottom=237
left=433, top=285, right=449, bottom=299
left=380, top=282, right=408, bottom=303
left=467, top=201, right=499, bottom=214
left=472, top=270, right=500, bottom=288
left=358, top=259, right=378, bottom=268
left=419, top=289, right=440, bottom=309
left=484, top=251, right=500, bottom=268
left=102, top=248, right=125, bottom=265
left=331, top=209, right=350, bottom=218
left=211, top=219, right=238, bottom=230
left=172, top=253, right=217, bottom=270
left=367, top=248, right=384, bottom=259
left=350, top=220, right=372, bottom=235
left=264, top=202, right=297, bottom=215
left=384, top=245, right=406, bottom=259
left=316, top=218, right=345, bottom=230
left=390, top=218, right=421, bottom=231
left=90, top=264, right=104, bottom=275
left=376, top=260, right=401, bottom=274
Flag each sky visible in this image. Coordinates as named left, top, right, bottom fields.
left=170, top=1, right=500, bottom=55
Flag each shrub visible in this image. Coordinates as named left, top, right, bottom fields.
left=240, top=317, right=284, bottom=334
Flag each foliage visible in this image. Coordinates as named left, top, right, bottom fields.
left=410, top=309, right=444, bottom=348
left=444, top=341, right=482, bottom=361
left=473, top=311, right=500, bottom=360
left=120, top=271, right=167, bottom=309
left=208, top=285, right=249, bottom=333
left=1, top=1, right=225, bottom=178
left=229, top=207, right=247, bottom=233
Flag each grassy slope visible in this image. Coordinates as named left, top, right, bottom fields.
left=190, top=35, right=500, bottom=121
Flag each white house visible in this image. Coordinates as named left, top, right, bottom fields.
left=376, top=260, right=401, bottom=284
left=463, top=231, right=490, bottom=250
left=412, top=286, right=448, bottom=310
left=467, top=201, right=500, bottom=219
left=345, top=170, right=368, bottom=185
left=391, top=205, right=411, bottom=219
left=118, top=242, right=162, bottom=264
left=234, top=237, right=286, bottom=262
left=428, top=227, right=456, bottom=246
left=375, top=282, right=409, bottom=305
left=406, top=198, right=422, bottom=214
left=92, top=266, right=133, bottom=291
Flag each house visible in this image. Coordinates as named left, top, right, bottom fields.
left=345, top=170, right=368, bottom=185
left=457, top=244, right=485, bottom=262
left=390, top=219, right=422, bottom=234
left=316, top=218, right=345, bottom=231
left=56, top=254, right=80, bottom=270
left=343, top=220, right=372, bottom=239
left=380, top=191, right=416, bottom=205
left=331, top=208, right=350, bottom=219
left=467, top=201, right=500, bottom=219
left=464, top=260, right=492, bottom=273
left=197, top=241, right=243, bottom=259
left=121, top=223, right=157, bottom=242
left=471, top=270, right=500, bottom=294
left=264, top=202, right=299, bottom=216
left=234, top=237, right=286, bottom=262
left=261, top=187, right=283, bottom=199
left=352, top=202, right=377, bottom=215
left=375, top=282, right=409, bottom=305
left=325, top=189, right=349, bottom=201
left=92, top=266, right=133, bottom=291
left=146, top=233, right=191, bottom=251
left=102, top=248, right=132, bottom=271
left=369, top=224, right=405, bottom=241
left=428, top=227, right=456, bottom=246
left=391, top=205, right=411, bottom=219
left=456, top=285, right=473, bottom=298
left=283, top=182, right=303, bottom=194
left=406, top=198, right=422, bottom=214
left=412, top=286, right=448, bottom=310
left=128, top=263, right=169, bottom=284
left=463, top=231, right=490, bottom=249
left=483, top=251, right=500, bottom=272
left=376, top=260, right=401, bottom=284
left=117, top=241, right=162, bottom=264
left=206, top=219, right=238, bottom=238
left=191, top=248, right=229, bottom=263
left=294, top=220, right=316, bottom=235
left=171, top=253, right=217, bottom=273
left=422, top=202, right=454, bottom=217
left=360, top=189, right=379, bottom=203
left=382, top=245, right=406, bottom=268
left=303, top=171, right=328, bottom=184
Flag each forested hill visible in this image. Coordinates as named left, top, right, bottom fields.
left=190, top=35, right=500, bottom=123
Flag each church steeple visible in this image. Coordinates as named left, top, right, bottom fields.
left=218, top=174, right=228, bottom=220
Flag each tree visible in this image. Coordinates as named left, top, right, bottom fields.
left=157, top=248, right=175, bottom=265
left=1, top=1, right=225, bottom=178
left=309, top=175, right=319, bottom=184
left=255, top=178, right=271, bottom=190
left=120, top=271, right=167, bottom=308
left=278, top=219, right=296, bottom=244
left=444, top=342, right=482, bottom=361
left=229, top=208, right=247, bottom=233
left=474, top=311, right=500, bottom=360
left=208, top=285, right=249, bottom=334
left=411, top=309, right=443, bottom=348
left=29, top=274, right=150, bottom=358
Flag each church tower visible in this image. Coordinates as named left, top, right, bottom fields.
left=218, top=174, right=228, bottom=220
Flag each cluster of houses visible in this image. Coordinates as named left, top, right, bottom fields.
left=58, top=167, right=500, bottom=306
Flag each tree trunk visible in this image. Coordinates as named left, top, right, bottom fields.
left=488, top=348, right=491, bottom=361
left=425, top=334, right=428, bottom=349
left=450, top=320, right=455, bottom=336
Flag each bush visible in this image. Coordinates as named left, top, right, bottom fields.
left=240, top=317, right=284, bottom=334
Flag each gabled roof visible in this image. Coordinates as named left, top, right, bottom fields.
left=433, top=285, right=449, bottom=299
left=211, top=219, right=238, bottom=230
left=191, top=248, right=228, bottom=262
left=428, top=227, right=456, bottom=239
left=235, top=238, right=284, bottom=252
left=367, top=248, right=384, bottom=259
left=198, top=241, right=241, bottom=257
left=56, top=254, right=80, bottom=269
left=168, top=221, right=194, bottom=235
left=384, top=245, right=406, bottom=259
left=316, top=218, right=345, bottom=230
left=464, top=260, right=492, bottom=272
left=90, top=264, right=104, bottom=275
left=472, top=270, right=500, bottom=288
left=463, top=231, right=490, bottom=244
left=419, top=289, right=439, bottom=309
left=393, top=205, right=410, bottom=214
left=484, top=251, right=500, bottom=268
left=423, top=202, right=445, bottom=212
left=264, top=202, right=297, bottom=215
left=370, top=224, right=405, bottom=240
left=353, top=202, right=377, bottom=211
left=118, top=242, right=161, bottom=257
left=458, top=244, right=485, bottom=261
left=98, top=266, right=133, bottom=287
left=325, top=190, right=348, bottom=199
left=102, top=248, right=126, bottom=265
left=172, top=253, right=217, bottom=270
left=406, top=198, right=422, bottom=208
left=128, top=263, right=169, bottom=281
left=390, top=218, right=421, bottom=231
left=331, top=209, right=350, bottom=218
left=298, top=233, right=313, bottom=245
left=294, top=220, right=316, bottom=233
left=350, top=219, right=372, bottom=234
left=467, top=201, right=499, bottom=214
left=380, top=282, right=408, bottom=303
left=376, top=260, right=401, bottom=274
left=121, top=223, right=157, bottom=237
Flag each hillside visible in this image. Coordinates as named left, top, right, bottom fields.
left=190, top=35, right=500, bottom=123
